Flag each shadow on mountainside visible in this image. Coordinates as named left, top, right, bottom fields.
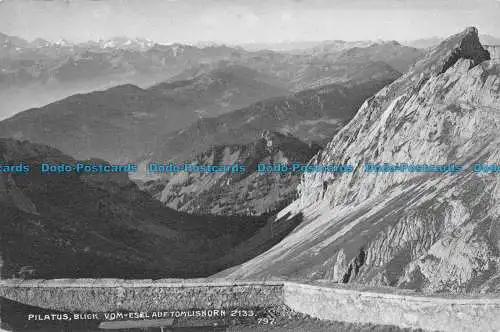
left=0, top=139, right=302, bottom=280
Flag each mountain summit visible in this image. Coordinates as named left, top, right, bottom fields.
left=221, top=27, right=500, bottom=294
left=409, top=27, right=489, bottom=77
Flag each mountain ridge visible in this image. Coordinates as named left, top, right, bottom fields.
left=0, top=30, right=423, bottom=119
left=219, top=27, right=500, bottom=294
left=142, top=130, right=319, bottom=216
left=144, top=76, right=398, bottom=165
left=0, top=64, right=288, bottom=163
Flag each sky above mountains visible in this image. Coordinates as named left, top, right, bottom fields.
left=0, top=0, right=499, bottom=44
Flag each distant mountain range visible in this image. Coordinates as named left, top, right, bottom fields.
left=0, top=31, right=424, bottom=118
left=239, top=40, right=374, bottom=52
left=0, top=37, right=422, bottom=163
left=0, top=64, right=289, bottom=163
left=137, top=75, right=398, bottom=216
left=0, top=30, right=423, bottom=223
left=175, top=42, right=422, bottom=91
left=331, top=41, right=423, bottom=73
left=0, top=33, right=251, bottom=118
left=144, top=76, right=398, bottom=165
left=1, top=32, right=180, bottom=53
left=404, top=34, right=500, bottom=49
left=150, top=64, right=289, bottom=117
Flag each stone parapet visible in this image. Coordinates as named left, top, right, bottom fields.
left=284, top=282, right=500, bottom=332
left=1, top=279, right=500, bottom=331
left=0, top=279, right=283, bottom=312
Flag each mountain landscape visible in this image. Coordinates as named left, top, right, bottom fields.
left=0, top=30, right=424, bottom=119
left=136, top=76, right=398, bottom=215
left=142, top=130, right=320, bottom=216
left=0, top=64, right=290, bottom=162
left=219, top=27, right=500, bottom=294
left=0, top=32, right=255, bottom=119
left=1, top=0, right=500, bottom=329
left=404, top=34, right=500, bottom=49
left=0, top=37, right=419, bottom=164
left=239, top=40, right=374, bottom=53
left=1, top=23, right=499, bottom=298
left=0, top=138, right=305, bottom=279
left=149, top=64, right=289, bottom=117
left=330, top=41, right=424, bottom=73
left=144, top=76, right=398, bottom=166
left=0, top=39, right=424, bottom=223
left=170, top=49, right=413, bottom=92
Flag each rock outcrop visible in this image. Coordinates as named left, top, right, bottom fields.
left=220, top=27, right=500, bottom=294
left=143, top=131, right=319, bottom=216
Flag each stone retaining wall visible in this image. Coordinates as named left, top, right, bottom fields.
left=0, top=279, right=283, bottom=312
left=1, top=279, right=500, bottom=331
left=284, top=282, right=500, bottom=332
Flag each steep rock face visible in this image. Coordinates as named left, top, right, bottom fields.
left=299, top=27, right=494, bottom=210
left=143, top=131, right=319, bottom=216
left=221, top=28, right=500, bottom=294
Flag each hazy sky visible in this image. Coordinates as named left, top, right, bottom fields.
left=0, top=0, right=499, bottom=44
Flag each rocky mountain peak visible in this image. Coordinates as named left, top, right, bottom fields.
left=222, top=28, right=500, bottom=293
left=296, top=27, right=498, bottom=211
left=407, top=26, right=490, bottom=80
left=440, top=26, right=490, bottom=71
left=144, top=130, right=319, bottom=216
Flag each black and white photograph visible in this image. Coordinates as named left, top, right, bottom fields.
left=0, top=0, right=499, bottom=331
